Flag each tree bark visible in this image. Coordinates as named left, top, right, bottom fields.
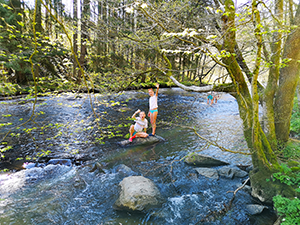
left=78, top=0, right=90, bottom=83
left=275, top=5, right=300, bottom=144
left=262, top=0, right=283, bottom=150
left=72, top=0, right=78, bottom=78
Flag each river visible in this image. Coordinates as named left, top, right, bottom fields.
left=0, top=88, right=277, bottom=224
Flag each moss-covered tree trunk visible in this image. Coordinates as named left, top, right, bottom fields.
left=274, top=5, right=300, bottom=144
left=263, top=0, right=283, bottom=151
left=221, top=0, right=293, bottom=203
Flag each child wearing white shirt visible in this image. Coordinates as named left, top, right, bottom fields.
left=148, top=83, right=159, bottom=136
left=129, top=109, right=149, bottom=142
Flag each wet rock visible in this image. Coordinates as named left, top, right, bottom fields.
left=245, top=204, right=268, bottom=215
left=246, top=165, right=254, bottom=173
left=47, top=159, right=72, bottom=166
left=242, top=185, right=252, bottom=194
left=217, top=166, right=248, bottom=179
left=195, top=168, right=219, bottom=179
left=114, top=176, right=163, bottom=211
left=236, top=164, right=251, bottom=171
left=89, top=162, right=105, bottom=173
left=23, top=162, right=36, bottom=169
left=118, top=135, right=166, bottom=147
left=115, top=164, right=134, bottom=175
left=184, top=154, right=229, bottom=167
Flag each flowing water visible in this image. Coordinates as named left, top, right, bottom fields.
left=0, top=88, right=277, bottom=224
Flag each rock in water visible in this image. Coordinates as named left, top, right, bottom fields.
left=118, top=135, right=165, bottom=147
left=195, top=168, right=219, bottom=179
left=217, top=166, right=248, bottom=179
left=184, top=154, right=229, bottom=167
left=245, top=204, right=268, bottom=215
left=114, top=176, right=164, bottom=211
left=47, top=159, right=72, bottom=166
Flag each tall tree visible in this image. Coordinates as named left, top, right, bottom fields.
left=73, top=0, right=78, bottom=77
left=78, top=0, right=90, bottom=83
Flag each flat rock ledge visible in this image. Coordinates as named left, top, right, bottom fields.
left=114, top=176, right=164, bottom=211
left=118, top=135, right=165, bottom=147
left=184, top=154, right=229, bottom=167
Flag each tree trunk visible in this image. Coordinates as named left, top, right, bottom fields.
left=274, top=5, right=300, bottom=144
left=262, top=0, right=283, bottom=150
left=297, top=82, right=300, bottom=111
left=36, top=0, right=43, bottom=32
left=78, top=0, right=90, bottom=83
left=73, top=0, right=78, bottom=78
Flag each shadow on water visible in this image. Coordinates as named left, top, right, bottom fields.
left=0, top=88, right=277, bottom=224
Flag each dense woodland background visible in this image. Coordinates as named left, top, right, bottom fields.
left=0, top=0, right=228, bottom=96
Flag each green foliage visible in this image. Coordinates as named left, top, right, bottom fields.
left=0, top=82, right=21, bottom=96
left=273, top=195, right=300, bottom=225
left=283, top=142, right=300, bottom=159
left=290, top=110, right=300, bottom=134
left=272, top=164, right=300, bottom=188
left=272, top=164, right=300, bottom=224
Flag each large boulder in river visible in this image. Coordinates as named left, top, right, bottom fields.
left=184, top=154, right=229, bottom=167
left=118, top=135, right=165, bottom=147
left=114, top=176, right=163, bottom=211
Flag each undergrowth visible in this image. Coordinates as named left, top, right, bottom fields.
left=272, top=164, right=300, bottom=225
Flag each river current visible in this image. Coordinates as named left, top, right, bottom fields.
left=0, top=88, right=276, bottom=224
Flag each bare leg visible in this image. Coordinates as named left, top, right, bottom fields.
left=136, top=132, right=149, bottom=138
left=150, top=111, right=158, bottom=135
left=129, top=125, right=134, bottom=138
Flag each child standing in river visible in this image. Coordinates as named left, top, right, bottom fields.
left=129, top=109, right=149, bottom=142
left=207, top=92, right=214, bottom=105
left=148, top=83, right=159, bottom=136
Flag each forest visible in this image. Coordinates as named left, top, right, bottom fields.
left=1, top=0, right=300, bottom=224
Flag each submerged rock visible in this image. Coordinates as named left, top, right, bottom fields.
left=89, top=162, right=105, bottom=173
left=118, top=135, right=165, bottom=147
left=184, top=154, right=229, bottom=167
left=195, top=168, right=219, bottom=179
left=115, top=164, right=134, bottom=175
left=114, top=176, right=163, bottom=211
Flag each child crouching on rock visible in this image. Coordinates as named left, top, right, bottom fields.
left=129, top=109, right=149, bottom=142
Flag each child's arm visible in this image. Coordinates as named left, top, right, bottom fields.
left=132, top=109, right=141, bottom=119
left=155, top=83, right=159, bottom=96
